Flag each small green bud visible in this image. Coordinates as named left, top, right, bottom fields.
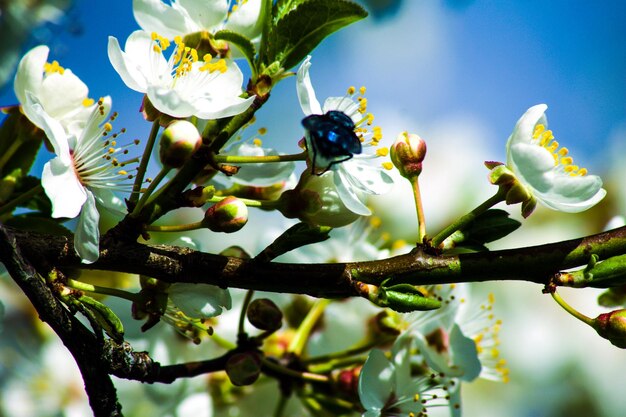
left=370, top=282, right=442, bottom=313
left=593, top=309, right=626, bottom=349
left=247, top=298, right=283, bottom=332
left=159, top=120, right=202, bottom=168
left=390, top=131, right=427, bottom=179
left=203, top=196, right=248, bottom=233
left=225, top=351, right=262, bottom=386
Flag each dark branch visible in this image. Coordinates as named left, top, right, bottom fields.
left=0, top=225, right=123, bottom=417
left=8, top=225, right=626, bottom=298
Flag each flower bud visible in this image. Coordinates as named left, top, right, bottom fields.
left=159, top=120, right=202, bottom=168
left=278, top=171, right=359, bottom=227
left=247, top=298, right=283, bottom=332
left=225, top=351, right=262, bottom=386
left=203, top=196, right=248, bottom=233
left=390, top=131, right=427, bottom=179
left=593, top=309, right=626, bottom=349
left=370, top=283, right=442, bottom=313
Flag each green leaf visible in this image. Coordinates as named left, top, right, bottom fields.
left=273, top=0, right=309, bottom=21
left=375, top=283, right=442, bottom=312
left=78, top=294, right=125, bottom=343
left=445, top=209, right=521, bottom=252
left=214, top=30, right=257, bottom=70
left=255, top=222, right=331, bottom=261
left=0, top=109, right=45, bottom=178
left=266, top=0, right=367, bottom=70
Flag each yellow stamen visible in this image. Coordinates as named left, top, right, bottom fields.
left=382, top=162, right=393, bottom=170
left=347, top=86, right=356, bottom=95
left=253, top=138, right=262, bottom=147
left=82, top=98, right=95, bottom=107
left=376, top=147, right=389, bottom=157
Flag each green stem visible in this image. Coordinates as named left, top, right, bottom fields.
left=288, top=299, right=330, bottom=356
left=273, top=395, right=288, bottom=417
left=302, top=336, right=393, bottom=365
left=0, top=184, right=43, bottom=215
left=238, top=290, right=255, bottom=336
left=410, top=176, right=427, bottom=243
left=129, top=120, right=160, bottom=206
left=550, top=290, right=594, bottom=326
left=213, top=151, right=307, bottom=164
left=145, top=221, right=204, bottom=232
left=430, top=187, right=507, bottom=248
left=65, top=278, right=139, bottom=303
left=261, top=357, right=329, bottom=383
left=131, top=166, right=171, bottom=216
left=0, top=139, right=23, bottom=173
left=210, top=332, right=237, bottom=351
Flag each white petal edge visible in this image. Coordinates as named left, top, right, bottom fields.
left=296, top=56, right=323, bottom=116
left=14, top=45, right=48, bottom=106
left=75, top=191, right=100, bottom=264
left=107, top=35, right=149, bottom=93
left=42, top=158, right=87, bottom=218
left=333, top=168, right=372, bottom=216
left=133, top=0, right=191, bottom=39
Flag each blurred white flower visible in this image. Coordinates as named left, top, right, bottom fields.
left=402, top=284, right=509, bottom=416
left=14, top=45, right=95, bottom=137
left=26, top=95, right=134, bottom=263
left=506, top=104, right=606, bottom=213
left=133, top=0, right=264, bottom=44
left=296, top=56, right=393, bottom=216
left=108, top=30, right=254, bottom=119
left=169, top=283, right=232, bottom=319
left=358, top=335, right=447, bottom=417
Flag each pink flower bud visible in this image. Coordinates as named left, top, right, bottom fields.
left=159, top=120, right=202, bottom=168
left=390, top=131, right=427, bottom=179
left=203, top=196, right=248, bottom=233
left=593, top=309, right=626, bottom=349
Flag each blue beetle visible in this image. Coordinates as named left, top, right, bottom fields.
left=301, top=110, right=362, bottom=174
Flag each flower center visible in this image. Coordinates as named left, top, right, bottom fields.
left=151, top=32, right=227, bottom=85
left=532, top=124, right=588, bottom=176
left=71, top=99, right=141, bottom=192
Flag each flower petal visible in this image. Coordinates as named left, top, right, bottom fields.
left=108, top=33, right=151, bottom=93
left=147, top=86, right=199, bottom=117
left=75, top=191, right=100, bottom=264
left=178, top=0, right=229, bottom=31
left=133, top=0, right=191, bottom=39
left=169, top=283, right=232, bottom=318
left=506, top=103, right=548, bottom=153
left=14, top=45, right=48, bottom=106
left=449, top=323, right=481, bottom=382
left=333, top=168, right=371, bottom=216
left=358, top=349, right=393, bottom=412
left=39, top=69, right=90, bottom=121
left=535, top=175, right=606, bottom=212
left=224, top=0, right=263, bottom=39
left=24, top=92, right=71, bottom=163
left=322, top=96, right=360, bottom=123
left=340, top=158, right=394, bottom=195
left=42, top=158, right=87, bottom=219
left=296, top=56, right=323, bottom=116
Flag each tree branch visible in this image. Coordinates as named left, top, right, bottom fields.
left=8, top=225, right=626, bottom=298
left=0, top=225, right=123, bottom=417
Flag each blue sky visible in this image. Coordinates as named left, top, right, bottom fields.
left=1, top=0, right=625, bottom=174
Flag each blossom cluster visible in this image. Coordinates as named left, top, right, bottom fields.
left=0, top=1, right=615, bottom=417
